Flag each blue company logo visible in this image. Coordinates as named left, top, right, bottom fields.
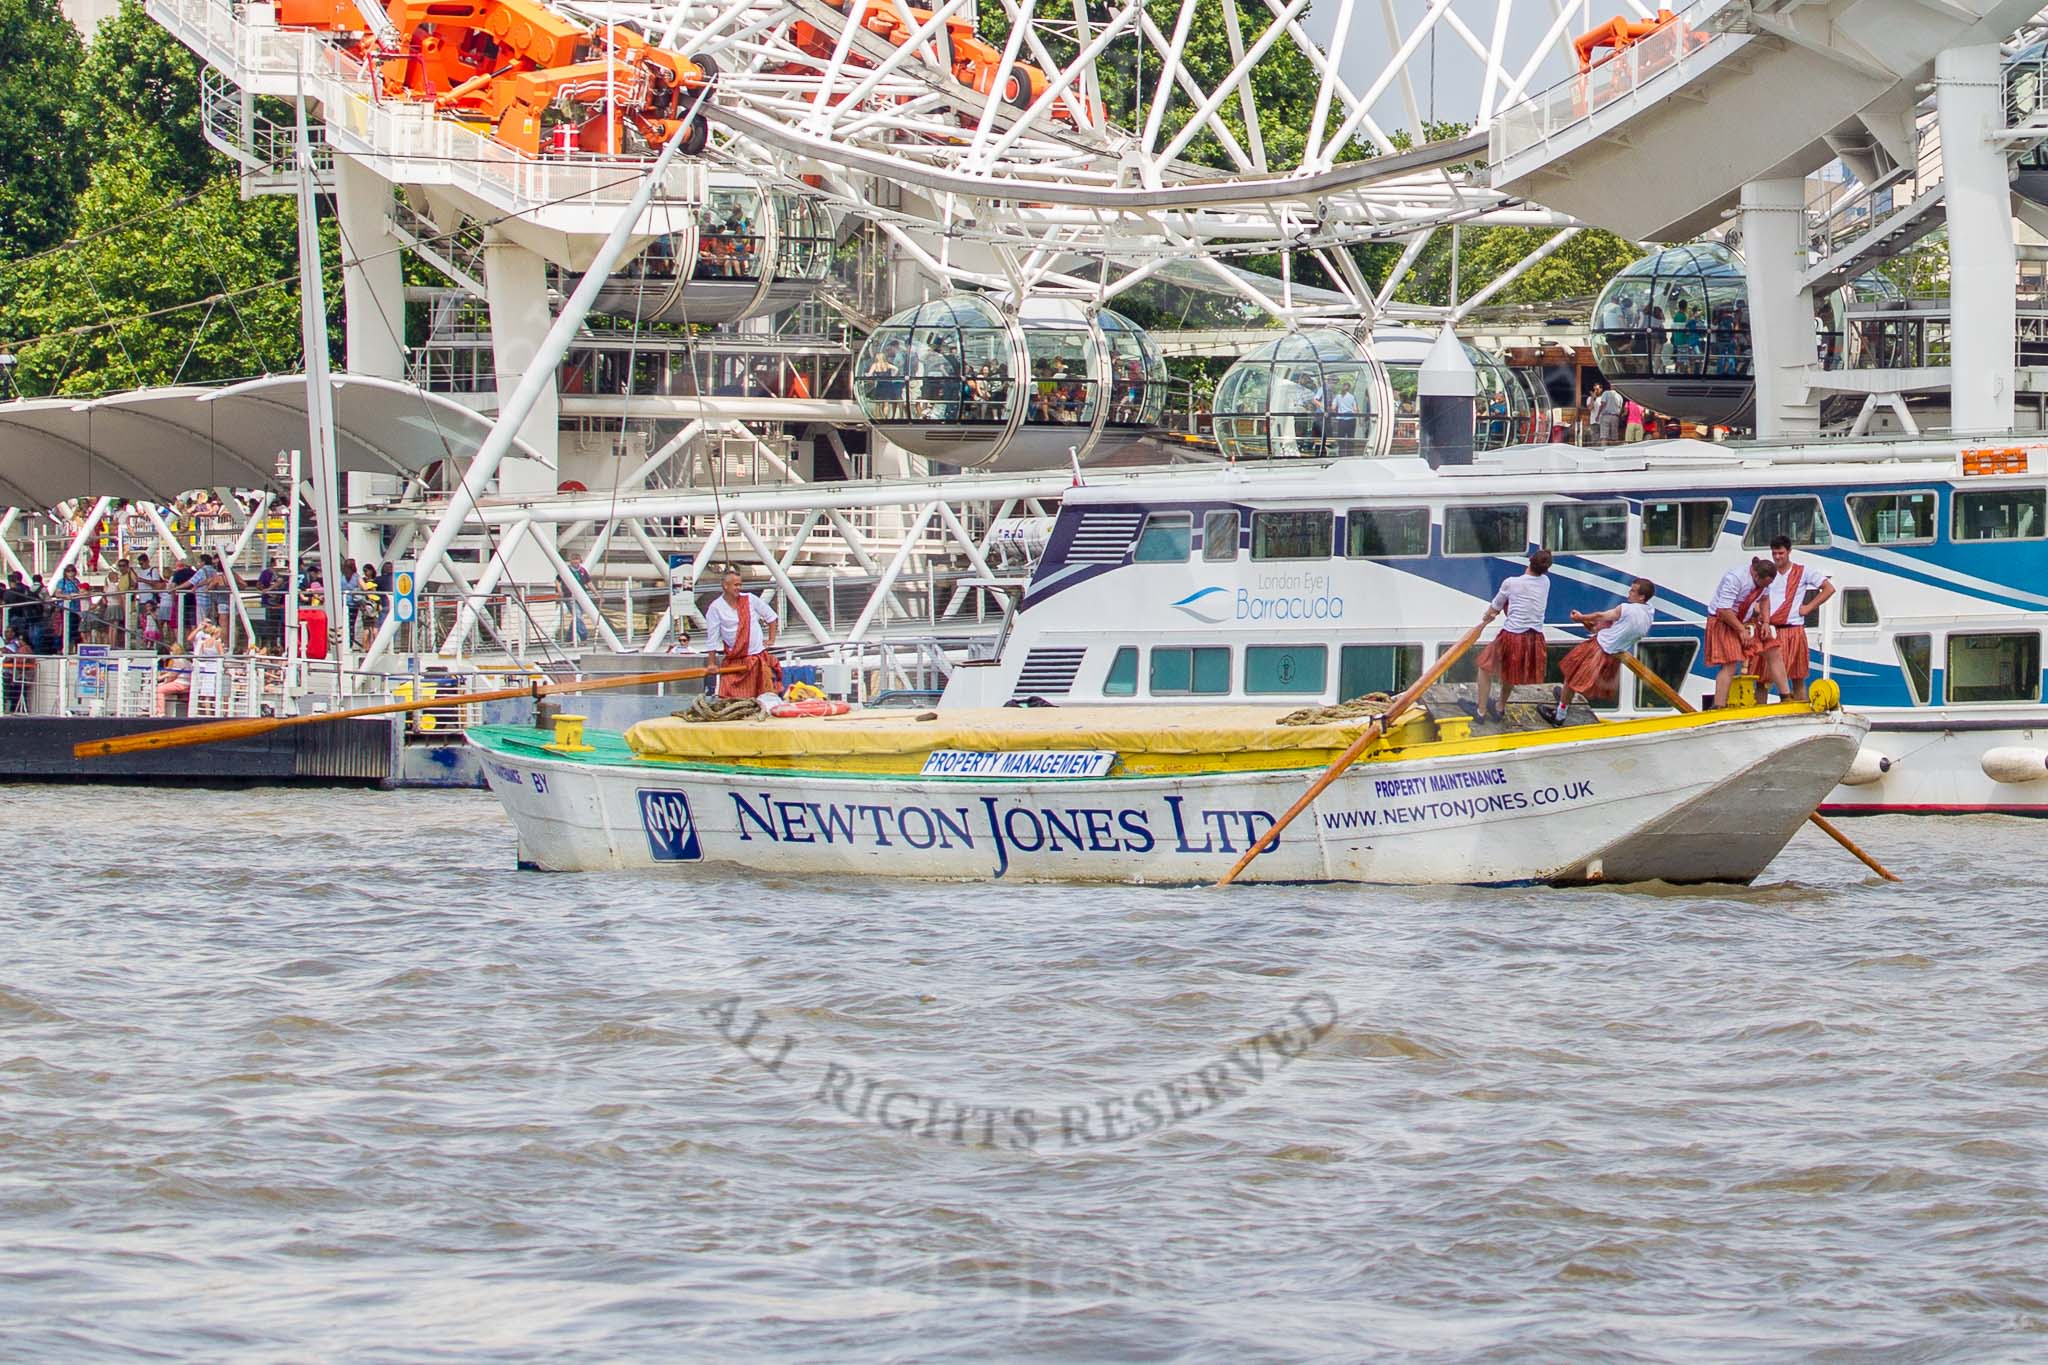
left=1169, top=586, right=1230, bottom=624
left=1168, top=582, right=1345, bottom=624
left=638, top=788, right=702, bottom=862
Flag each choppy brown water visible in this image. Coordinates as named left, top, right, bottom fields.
left=3, top=785, right=2045, bottom=1358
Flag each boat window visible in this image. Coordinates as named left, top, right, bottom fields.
left=1133, top=512, right=1192, bottom=562
left=1251, top=510, right=1334, bottom=560
left=1946, top=632, right=2041, bottom=703
left=1203, top=510, right=1240, bottom=561
left=1103, top=646, right=1138, bottom=696
left=1953, top=487, right=2047, bottom=541
left=1841, top=588, right=1878, bottom=626
left=1642, top=498, right=1728, bottom=551
left=1344, top=506, right=1430, bottom=558
left=1542, top=500, right=1629, bottom=554
left=1633, top=640, right=1698, bottom=709
left=1149, top=646, right=1230, bottom=695
left=1848, top=491, right=1939, bottom=545
left=1244, top=644, right=1328, bottom=695
left=1743, top=495, right=1832, bottom=548
left=1896, top=633, right=1935, bottom=704
left=1435, top=638, right=1479, bottom=685
left=1338, top=643, right=1421, bottom=699
left=1443, top=504, right=1528, bottom=556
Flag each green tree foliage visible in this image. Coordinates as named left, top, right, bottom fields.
left=0, top=0, right=92, bottom=256
left=990, top=0, right=1374, bottom=174
left=77, top=0, right=215, bottom=192
left=2, top=161, right=312, bottom=396
left=1392, top=225, right=1644, bottom=311
left=0, top=1, right=321, bottom=396
left=1873, top=231, right=1948, bottom=299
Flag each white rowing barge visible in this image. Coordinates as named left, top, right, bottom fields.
left=466, top=690, right=1869, bottom=885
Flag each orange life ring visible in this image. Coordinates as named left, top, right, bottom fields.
left=770, top=699, right=852, bottom=718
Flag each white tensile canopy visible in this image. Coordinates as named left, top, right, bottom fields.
left=0, top=374, right=543, bottom=508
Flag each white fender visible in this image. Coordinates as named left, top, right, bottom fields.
left=1981, top=747, right=2048, bottom=784
left=1840, top=748, right=1894, bottom=786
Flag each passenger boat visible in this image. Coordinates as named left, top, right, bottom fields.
left=939, top=437, right=2048, bottom=815
left=468, top=691, right=1868, bottom=885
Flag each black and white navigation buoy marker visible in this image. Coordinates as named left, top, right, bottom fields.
left=1419, top=324, right=1476, bottom=469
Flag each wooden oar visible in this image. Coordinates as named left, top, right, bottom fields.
left=72, top=663, right=744, bottom=760
left=1217, top=620, right=1488, bottom=887
left=1619, top=654, right=1899, bottom=882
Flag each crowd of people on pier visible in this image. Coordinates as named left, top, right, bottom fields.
left=0, top=547, right=409, bottom=715
left=1580, top=381, right=1685, bottom=444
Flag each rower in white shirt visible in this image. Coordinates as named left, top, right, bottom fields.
left=1705, top=557, right=1776, bottom=709
left=1751, top=534, right=1835, bottom=702
left=702, top=568, right=782, bottom=699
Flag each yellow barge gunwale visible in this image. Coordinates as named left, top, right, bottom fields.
left=601, top=701, right=1837, bottom=779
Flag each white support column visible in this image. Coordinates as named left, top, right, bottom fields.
left=731, top=513, right=832, bottom=644
left=526, top=531, right=630, bottom=655
left=847, top=502, right=940, bottom=642
left=1740, top=177, right=1821, bottom=439
left=51, top=497, right=113, bottom=578
left=438, top=518, right=531, bottom=654
left=1939, top=44, right=2017, bottom=436
left=0, top=509, right=27, bottom=578
left=824, top=506, right=915, bottom=625
left=142, top=504, right=191, bottom=564
left=481, top=229, right=563, bottom=634
left=216, top=493, right=273, bottom=651
left=335, top=156, right=409, bottom=566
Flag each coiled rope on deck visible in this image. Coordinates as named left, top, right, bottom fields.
left=1276, top=692, right=1402, bottom=726
left=675, top=694, right=764, bottom=723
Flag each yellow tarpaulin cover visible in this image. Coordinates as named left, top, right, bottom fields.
left=625, top=705, right=1410, bottom=774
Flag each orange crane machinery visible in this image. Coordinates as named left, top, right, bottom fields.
left=1574, top=8, right=1678, bottom=71
left=784, top=0, right=1096, bottom=128
left=269, top=0, right=716, bottom=156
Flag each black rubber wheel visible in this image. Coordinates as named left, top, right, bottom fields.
left=679, top=117, right=710, bottom=155
left=1003, top=68, right=1032, bottom=110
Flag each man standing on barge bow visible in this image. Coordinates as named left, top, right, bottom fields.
left=703, top=568, right=782, bottom=699
left=1750, top=533, right=1835, bottom=703
left=1472, top=548, right=1553, bottom=723
left=1706, top=556, right=1776, bottom=709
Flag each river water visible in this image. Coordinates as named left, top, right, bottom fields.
left=3, top=785, right=2045, bottom=1358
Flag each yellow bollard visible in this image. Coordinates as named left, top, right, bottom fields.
left=1727, top=673, right=1761, bottom=707
left=545, top=713, right=594, bottom=754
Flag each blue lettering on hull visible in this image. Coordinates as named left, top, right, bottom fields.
left=724, top=790, right=1275, bottom=879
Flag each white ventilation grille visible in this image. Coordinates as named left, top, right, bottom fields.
left=1063, top=512, right=1144, bottom=564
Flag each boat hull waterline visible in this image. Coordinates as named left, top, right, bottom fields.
left=471, top=709, right=1869, bottom=886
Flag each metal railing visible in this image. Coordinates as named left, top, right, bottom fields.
left=1491, top=0, right=1738, bottom=165
left=3, top=648, right=291, bottom=721
left=199, top=64, right=332, bottom=191
left=1809, top=119, right=1944, bottom=262
left=148, top=0, right=705, bottom=223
